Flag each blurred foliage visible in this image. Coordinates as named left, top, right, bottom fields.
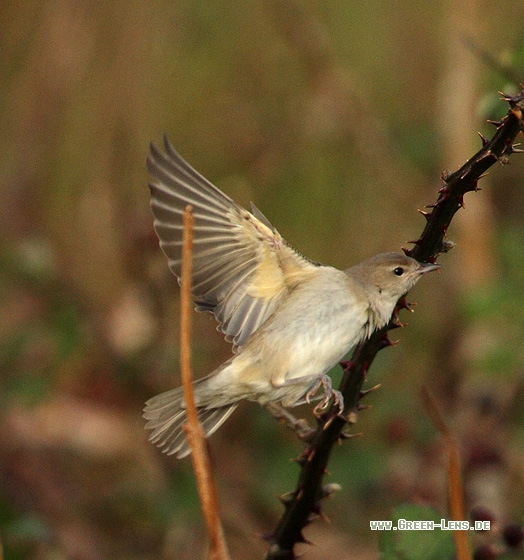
left=1, top=1, right=524, bottom=559
left=460, top=225, right=524, bottom=378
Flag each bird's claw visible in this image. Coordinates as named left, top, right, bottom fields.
left=314, top=389, right=344, bottom=417
left=306, top=375, right=345, bottom=417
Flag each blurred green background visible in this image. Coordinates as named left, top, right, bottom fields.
left=1, top=1, right=524, bottom=559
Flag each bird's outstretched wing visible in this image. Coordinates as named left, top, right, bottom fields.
left=147, top=136, right=320, bottom=350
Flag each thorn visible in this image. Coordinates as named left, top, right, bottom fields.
left=339, top=360, right=351, bottom=370
left=358, top=403, right=371, bottom=412
left=477, top=131, right=489, bottom=146
left=380, top=334, right=394, bottom=349
left=499, top=90, right=513, bottom=102
left=401, top=246, right=413, bottom=257
left=438, top=184, right=450, bottom=195
left=510, top=143, right=524, bottom=153
left=322, top=478, right=343, bottom=499
left=441, top=239, right=456, bottom=253
left=391, top=313, right=405, bottom=328
left=464, top=177, right=484, bottom=192
left=339, top=430, right=362, bottom=440
left=417, top=208, right=431, bottom=221
left=441, top=170, right=452, bottom=182
left=464, top=179, right=478, bottom=192
left=304, top=448, right=317, bottom=463
left=278, top=491, right=297, bottom=505
left=297, top=532, right=313, bottom=545
left=383, top=333, right=401, bottom=346
left=322, top=414, right=338, bottom=431
left=310, top=506, right=330, bottom=523
left=407, top=237, right=423, bottom=246
left=291, top=453, right=308, bottom=466
left=360, top=384, right=381, bottom=399
left=487, top=119, right=503, bottom=128
left=397, top=296, right=415, bottom=312
left=308, top=510, right=323, bottom=523
left=457, top=194, right=465, bottom=209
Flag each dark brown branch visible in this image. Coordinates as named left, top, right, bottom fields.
left=265, top=89, right=524, bottom=560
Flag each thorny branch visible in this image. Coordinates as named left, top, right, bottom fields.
left=264, top=89, right=524, bottom=559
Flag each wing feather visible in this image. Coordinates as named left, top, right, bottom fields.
left=148, top=136, right=320, bottom=349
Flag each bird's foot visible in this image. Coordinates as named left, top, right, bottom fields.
left=306, top=374, right=345, bottom=417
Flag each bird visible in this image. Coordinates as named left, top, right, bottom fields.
left=143, top=136, right=440, bottom=458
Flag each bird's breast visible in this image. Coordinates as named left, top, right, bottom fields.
left=258, top=269, right=370, bottom=384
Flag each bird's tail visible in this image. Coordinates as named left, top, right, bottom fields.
left=143, top=379, right=238, bottom=458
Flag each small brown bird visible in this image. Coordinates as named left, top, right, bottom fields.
left=144, top=136, right=439, bottom=458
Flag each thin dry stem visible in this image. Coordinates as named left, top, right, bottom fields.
left=180, top=205, right=231, bottom=560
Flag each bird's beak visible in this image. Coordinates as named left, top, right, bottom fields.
left=416, top=262, right=441, bottom=274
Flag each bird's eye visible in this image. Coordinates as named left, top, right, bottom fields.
left=393, top=267, right=404, bottom=276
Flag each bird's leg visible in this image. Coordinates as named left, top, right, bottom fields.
left=265, top=402, right=316, bottom=442
left=306, top=374, right=344, bottom=417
